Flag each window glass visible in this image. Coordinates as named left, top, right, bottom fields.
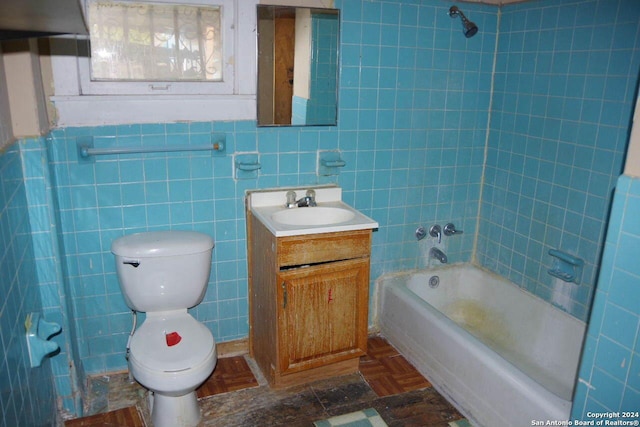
left=88, top=1, right=222, bottom=82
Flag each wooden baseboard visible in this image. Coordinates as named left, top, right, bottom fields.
left=270, top=357, right=360, bottom=389
left=217, top=338, right=249, bottom=358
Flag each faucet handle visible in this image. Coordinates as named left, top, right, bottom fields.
left=285, top=190, right=297, bottom=208
left=429, top=225, right=442, bottom=243
left=305, top=189, right=317, bottom=206
left=443, top=223, right=463, bottom=236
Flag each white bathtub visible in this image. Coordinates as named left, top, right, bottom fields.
left=377, top=263, right=586, bottom=427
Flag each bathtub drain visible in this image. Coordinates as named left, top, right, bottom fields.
left=428, top=275, right=440, bottom=288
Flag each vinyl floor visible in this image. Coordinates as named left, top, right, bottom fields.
left=65, top=336, right=464, bottom=427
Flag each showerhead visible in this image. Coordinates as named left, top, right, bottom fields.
left=449, top=5, right=479, bottom=38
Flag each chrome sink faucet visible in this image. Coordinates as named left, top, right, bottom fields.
left=430, top=247, right=448, bottom=264
left=296, top=189, right=317, bottom=207
left=285, top=189, right=317, bottom=208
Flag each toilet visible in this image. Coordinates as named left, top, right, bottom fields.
left=111, top=231, right=217, bottom=427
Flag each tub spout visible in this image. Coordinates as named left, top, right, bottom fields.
left=430, top=247, right=448, bottom=264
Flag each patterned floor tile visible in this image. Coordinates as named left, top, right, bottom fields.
left=197, top=355, right=259, bottom=398
left=64, top=406, right=145, bottom=427
left=359, top=337, right=431, bottom=397
left=361, top=336, right=400, bottom=361
left=314, top=407, right=388, bottom=427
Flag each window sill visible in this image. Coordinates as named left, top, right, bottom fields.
left=51, top=94, right=256, bottom=127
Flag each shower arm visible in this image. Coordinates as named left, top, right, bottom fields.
left=449, top=6, right=468, bottom=23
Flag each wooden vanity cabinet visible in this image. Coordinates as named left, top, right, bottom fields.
left=247, top=212, right=371, bottom=388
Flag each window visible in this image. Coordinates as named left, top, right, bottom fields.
left=88, top=1, right=223, bottom=82
left=78, top=0, right=236, bottom=95
left=49, top=0, right=257, bottom=126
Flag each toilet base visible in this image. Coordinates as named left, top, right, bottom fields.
left=150, top=391, right=201, bottom=427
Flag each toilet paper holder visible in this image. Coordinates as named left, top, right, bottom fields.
left=25, top=312, right=61, bottom=368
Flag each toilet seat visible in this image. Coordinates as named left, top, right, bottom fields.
left=130, top=313, right=214, bottom=373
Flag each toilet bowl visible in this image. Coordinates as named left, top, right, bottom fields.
left=111, top=231, right=216, bottom=427
left=129, top=311, right=216, bottom=427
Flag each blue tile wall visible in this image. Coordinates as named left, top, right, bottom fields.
left=572, top=174, right=640, bottom=419
left=49, top=123, right=255, bottom=374
left=338, top=0, right=496, bottom=272
left=21, top=137, right=83, bottom=415
left=0, top=142, right=57, bottom=426
left=476, top=0, right=640, bottom=321
left=307, top=13, right=339, bottom=124
left=291, top=96, right=309, bottom=126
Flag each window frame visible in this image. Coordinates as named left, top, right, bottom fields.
left=79, top=0, right=235, bottom=96
left=49, top=0, right=258, bottom=126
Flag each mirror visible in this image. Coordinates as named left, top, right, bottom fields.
left=257, top=5, right=339, bottom=127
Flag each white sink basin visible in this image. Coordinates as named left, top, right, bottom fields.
left=248, top=187, right=378, bottom=237
left=271, top=207, right=356, bottom=226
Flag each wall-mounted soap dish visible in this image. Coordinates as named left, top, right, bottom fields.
left=548, top=249, right=583, bottom=284
left=25, top=312, right=61, bottom=368
left=318, top=150, right=346, bottom=176
left=234, top=153, right=261, bottom=179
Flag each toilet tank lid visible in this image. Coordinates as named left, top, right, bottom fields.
left=111, top=231, right=214, bottom=257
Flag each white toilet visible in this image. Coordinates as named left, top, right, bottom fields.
left=111, top=231, right=217, bottom=427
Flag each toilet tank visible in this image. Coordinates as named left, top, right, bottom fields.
left=111, top=231, right=214, bottom=312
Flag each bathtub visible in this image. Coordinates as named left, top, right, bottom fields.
left=377, top=263, right=586, bottom=427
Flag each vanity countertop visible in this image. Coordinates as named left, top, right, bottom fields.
left=248, top=187, right=378, bottom=237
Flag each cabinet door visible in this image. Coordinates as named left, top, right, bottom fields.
left=277, top=258, right=369, bottom=375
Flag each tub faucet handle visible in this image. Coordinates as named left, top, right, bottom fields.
left=429, top=225, right=442, bottom=243
left=443, top=223, right=463, bottom=236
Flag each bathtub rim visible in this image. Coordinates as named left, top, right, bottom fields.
left=374, top=262, right=587, bottom=330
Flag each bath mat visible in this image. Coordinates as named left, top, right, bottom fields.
left=448, top=419, right=472, bottom=427
left=314, top=408, right=388, bottom=427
